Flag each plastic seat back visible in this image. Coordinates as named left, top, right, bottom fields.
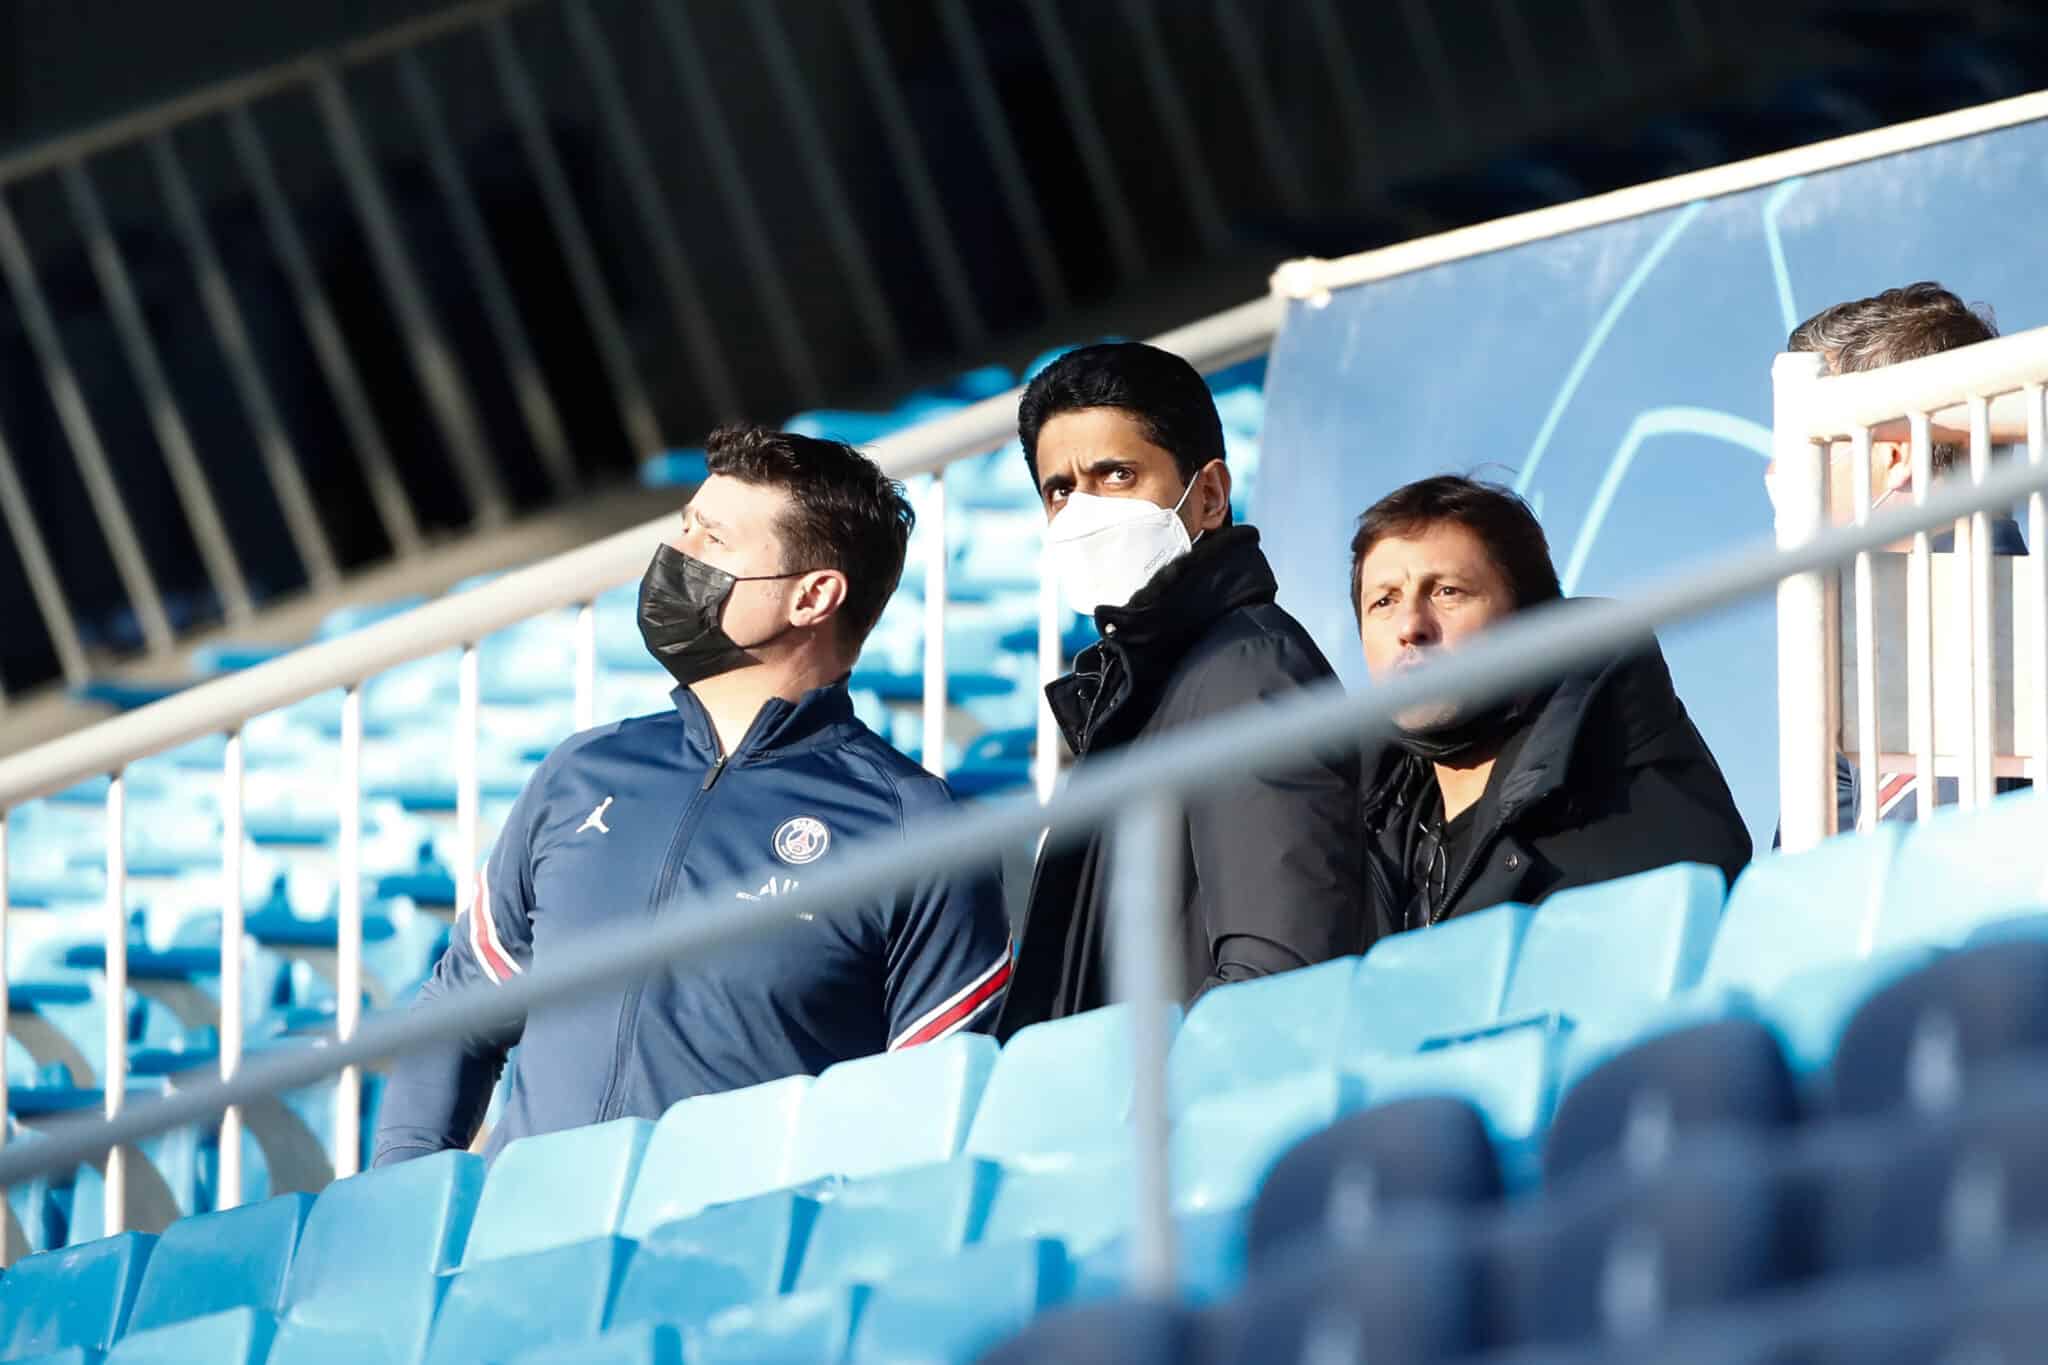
left=424, top=1237, right=634, bottom=1365
left=1502, top=863, right=1725, bottom=1024
left=503, top=1324, right=687, bottom=1364
left=848, top=1238, right=1072, bottom=1365
left=105, top=1306, right=275, bottom=1363
left=793, top=1157, right=1002, bottom=1291
left=1172, top=1070, right=1366, bottom=1216
left=622, top=1076, right=810, bottom=1236
left=965, top=1003, right=1183, bottom=1162
left=981, top=1153, right=1135, bottom=1257
left=1878, top=790, right=2048, bottom=950
left=785, top=1035, right=997, bottom=1185
left=611, top=1190, right=819, bottom=1328
left=286, top=1150, right=482, bottom=1303
left=1339, top=904, right=1533, bottom=1056
left=0, top=1231, right=156, bottom=1357
left=463, top=1118, right=653, bottom=1265
left=1166, top=958, right=1360, bottom=1115
left=1705, top=826, right=1903, bottom=996
left=125, top=1192, right=313, bottom=1334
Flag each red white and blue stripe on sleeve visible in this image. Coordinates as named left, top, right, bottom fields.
left=887, top=947, right=1012, bottom=1051
left=459, top=863, right=529, bottom=985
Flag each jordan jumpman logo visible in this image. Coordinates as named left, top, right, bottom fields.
left=578, top=796, right=614, bottom=835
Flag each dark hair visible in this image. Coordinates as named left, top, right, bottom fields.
left=705, top=425, right=914, bottom=650
left=1790, top=283, right=1997, bottom=474
left=1018, top=342, right=1226, bottom=486
left=1349, top=476, right=1562, bottom=623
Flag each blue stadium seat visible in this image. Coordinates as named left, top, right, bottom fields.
left=1354, top=1018, right=1562, bottom=1181
left=1830, top=937, right=2048, bottom=1117
left=0, top=1231, right=156, bottom=1358
left=688, top=1285, right=867, bottom=1365
left=971, top=1298, right=1198, bottom=1365
left=123, top=1192, right=312, bottom=1335
left=610, top=1190, right=819, bottom=1329
left=847, top=1237, right=1073, bottom=1365
left=1338, top=904, right=1533, bottom=1056
left=1204, top=1210, right=1479, bottom=1364
left=423, top=1237, right=633, bottom=1365
left=1247, top=1094, right=1502, bottom=1272
left=1172, top=1070, right=1366, bottom=1215
left=1068, top=1205, right=1251, bottom=1306
left=620, top=1076, right=811, bottom=1236
left=1499, top=864, right=1723, bottom=1027
left=461, top=1117, right=653, bottom=1264
left=965, top=1004, right=1184, bottom=1162
left=793, top=1157, right=1002, bottom=1291
left=504, top=1323, right=687, bottom=1364
left=784, top=1035, right=997, bottom=1184
left=1544, top=1016, right=1797, bottom=1187
left=1876, top=789, right=2048, bottom=949
left=1703, top=827, right=1903, bottom=998
left=1756, top=945, right=1944, bottom=1076
left=104, top=1307, right=273, bottom=1363
left=980, top=1151, right=1135, bottom=1256
left=1165, top=957, right=1360, bottom=1114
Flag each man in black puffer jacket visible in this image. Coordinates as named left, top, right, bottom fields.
left=995, top=344, right=1370, bottom=1038
left=1351, top=476, right=1751, bottom=935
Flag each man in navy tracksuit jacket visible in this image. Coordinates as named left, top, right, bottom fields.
left=374, top=429, right=1012, bottom=1165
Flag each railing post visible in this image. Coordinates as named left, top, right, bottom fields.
left=1773, top=351, right=1833, bottom=852
left=1849, top=427, right=1879, bottom=833
left=1111, top=796, right=1181, bottom=1297
left=2029, top=384, right=2048, bottom=790
left=335, top=687, right=364, bottom=1178
left=1908, top=414, right=1939, bottom=820
left=218, top=729, right=246, bottom=1208
left=922, top=473, right=949, bottom=779
left=1967, top=396, right=1996, bottom=808
left=104, top=771, right=129, bottom=1236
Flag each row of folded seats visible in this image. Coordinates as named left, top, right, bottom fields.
left=2, top=788, right=2042, bottom=1362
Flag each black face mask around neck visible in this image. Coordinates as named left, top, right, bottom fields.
left=636, top=543, right=804, bottom=688
left=1391, top=691, right=1537, bottom=764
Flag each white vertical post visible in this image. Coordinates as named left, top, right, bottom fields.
left=103, top=771, right=128, bottom=1236
left=1850, top=428, right=1879, bottom=832
left=2028, top=385, right=2048, bottom=791
left=1773, top=351, right=1833, bottom=852
left=1111, top=796, right=1182, bottom=1296
left=921, top=474, right=949, bottom=779
left=573, top=603, right=597, bottom=734
left=1035, top=549, right=1062, bottom=804
left=1908, top=413, right=1938, bottom=819
left=217, top=729, right=246, bottom=1208
left=456, top=646, right=482, bottom=904
left=1967, top=395, right=1996, bottom=808
left=334, top=688, right=363, bottom=1178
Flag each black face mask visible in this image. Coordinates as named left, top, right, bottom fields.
left=636, top=543, right=804, bottom=688
left=1391, top=691, right=1538, bottom=764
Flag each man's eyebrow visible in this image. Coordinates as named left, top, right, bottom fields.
left=683, top=502, right=726, bottom=531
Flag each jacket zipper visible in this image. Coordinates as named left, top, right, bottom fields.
left=592, top=748, right=729, bottom=1122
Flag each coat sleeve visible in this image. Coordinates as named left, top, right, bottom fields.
left=1181, top=635, right=1372, bottom=999
left=881, top=779, right=1014, bottom=1050
left=372, top=770, right=543, bottom=1166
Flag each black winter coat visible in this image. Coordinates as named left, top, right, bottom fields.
left=994, top=526, right=1371, bottom=1040
left=1359, top=629, right=1752, bottom=934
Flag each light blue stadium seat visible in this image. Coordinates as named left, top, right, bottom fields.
left=784, top=1035, right=997, bottom=1185
left=611, top=1190, right=817, bottom=1329
left=848, top=1237, right=1073, bottom=1365
left=793, top=1157, right=1002, bottom=1291
left=104, top=1307, right=273, bottom=1363
left=981, top=1152, right=1135, bottom=1257
left=689, top=1285, right=867, bottom=1365
left=1173, top=1070, right=1367, bottom=1215
left=1072, top=1205, right=1251, bottom=1306
left=1704, top=825, right=1904, bottom=997
left=1499, top=863, right=1724, bottom=1027
left=462, top=1117, right=653, bottom=1265
left=506, top=1323, right=687, bottom=1364
left=965, top=1003, right=1184, bottom=1163
left=423, top=1237, right=633, bottom=1365
left=1877, top=789, right=2048, bottom=949
left=1338, top=904, right=1533, bottom=1057
left=621, top=1076, right=811, bottom=1236
left=1354, top=1018, right=1562, bottom=1186
left=123, top=1192, right=312, bottom=1335
left=1759, top=945, right=1945, bottom=1074
left=1166, top=958, right=1361, bottom=1115
left=0, top=1231, right=156, bottom=1358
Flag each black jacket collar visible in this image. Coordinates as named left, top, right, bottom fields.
left=1046, top=525, right=1277, bottom=755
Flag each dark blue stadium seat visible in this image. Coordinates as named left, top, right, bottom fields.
left=1484, top=1134, right=1793, bottom=1350
left=786, top=1034, right=998, bottom=1184
left=461, top=1117, right=653, bottom=1265
left=1755, top=945, right=1943, bottom=1075
left=1544, top=1016, right=1798, bottom=1186
left=1876, top=790, right=2048, bottom=950
left=620, top=1076, right=811, bottom=1235
left=1165, top=957, right=1360, bottom=1114
left=1829, top=937, right=2048, bottom=1117
left=1171, top=1070, right=1366, bottom=1215
left=1339, top=904, right=1532, bottom=1057
left=848, top=1237, right=1072, bottom=1365
left=980, top=1152, right=1134, bottom=1257
left=1356, top=1017, right=1562, bottom=1182
left=0, top=1231, right=156, bottom=1358
left=969, top=1297, right=1199, bottom=1365
left=611, top=1189, right=818, bottom=1329
left=1205, top=1209, right=1480, bottom=1364
left=1497, top=863, right=1723, bottom=1030
left=965, top=1004, right=1183, bottom=1162
left=504, top=1323, right=687, bottom=1364
left=123, top=1192, right=312, bottom=1335
left=104, top=1307, right=273, bottom=1363
left=687, top=1284, right=867, bottom=1365
left=793, top=1157, right=1002, bottom=1291
left=423, top=1237, right=633, bottom=1365
left=1247, top=1093, right=1502, bottom=1272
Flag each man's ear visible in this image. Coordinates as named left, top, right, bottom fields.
left=791, top=569, right=849, bottom=632
left=1191, top=460, right=1232, bottom=533
left=1875, top=440, right=1914, bottom=495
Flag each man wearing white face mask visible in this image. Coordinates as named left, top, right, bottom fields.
left=1768, top=283, right=2030, bottom=828
left=995, top=343, right=1370, bottom=1037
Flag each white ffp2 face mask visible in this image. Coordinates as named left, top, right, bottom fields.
left=1044, top=474, right=1203, bottom=617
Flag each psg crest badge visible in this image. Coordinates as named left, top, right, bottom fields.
left=772, top=815, right=831, bottom=866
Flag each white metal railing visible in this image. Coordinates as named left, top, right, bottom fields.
left=1774, top=329, right=2048, bottom=853
left=0, top=296, right=1276, bottom=1242
left=2, top=447, right=2047, bottom=1277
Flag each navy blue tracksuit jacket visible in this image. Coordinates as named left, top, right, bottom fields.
left=373, top=683, right=1012, bottom=1165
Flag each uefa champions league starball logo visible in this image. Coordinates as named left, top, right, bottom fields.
left=772, top=816, right=831, bottom=866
